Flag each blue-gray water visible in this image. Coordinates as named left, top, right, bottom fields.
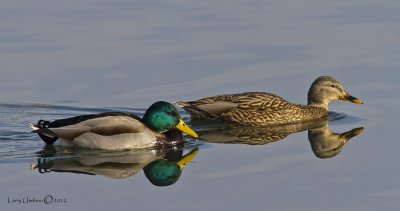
left=1, top=0, right=400, bottom=210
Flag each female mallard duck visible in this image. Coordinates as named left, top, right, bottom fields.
left=30, top=101, right=198, bottom=150
left=176, top=76, right=363, bottom=126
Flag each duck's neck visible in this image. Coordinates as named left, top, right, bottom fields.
left=307, top=101, right=329, bottom=111
left=155, top=129, right=184, bottom=147
left=295, top=103, right=328, bottom=121
left=307, top=87, right=331, bottom=110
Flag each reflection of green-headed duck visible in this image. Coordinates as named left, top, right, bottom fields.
left=32, top=145, right=199, bottom=181
left=144, top=148, right=198, bottom=186
left=30, top=101, right=198, bottom=150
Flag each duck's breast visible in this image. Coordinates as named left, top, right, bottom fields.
left=73, top=131, right=158, bottom=150
left=49, top=115, right=158, bottom=150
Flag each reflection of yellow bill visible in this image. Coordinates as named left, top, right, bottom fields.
left=175, top=119, right=198, bottom=138
left=176, top=149, right=199, bottom=170
left=339, top=94, right=363, bottom=104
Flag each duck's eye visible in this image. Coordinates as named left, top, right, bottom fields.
left=330, top=84, right=336, bottom=88
left=166, top=111, right=177, bottom=116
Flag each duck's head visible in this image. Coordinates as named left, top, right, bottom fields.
left=307, top=76, right=363, bottom=109
left=142, top=101, right=198, bottom=138
left=144, top=148, right=198, bottom=186
left=309, top=126, right=363, bottom=159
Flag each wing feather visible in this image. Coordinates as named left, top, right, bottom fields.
left=34, top=116, right=147, bottom=140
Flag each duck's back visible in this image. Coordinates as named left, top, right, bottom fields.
left=48, top=112, right=142, bottom=128
left=178, top=92, right=327, bottom=126
left=31, top=112, right=163, bottom=149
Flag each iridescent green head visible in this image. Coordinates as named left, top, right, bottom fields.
left=144, top=148, right=198, bottom=186
left=143, top=159, right=181, bottom=186
left=142, top=101, right=197, bottom=138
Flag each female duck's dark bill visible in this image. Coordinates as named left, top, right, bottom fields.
left=339, top=127, right=364, bottom=140
left=339, top=93, right=363, bottom=104
left=175, top=119, right=198, bottom=138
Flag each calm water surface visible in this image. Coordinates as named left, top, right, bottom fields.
left=1, top=0, right=400, bottom=210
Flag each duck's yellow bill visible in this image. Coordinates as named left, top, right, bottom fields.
left=176, top=149, right=199, bottom=170
left=339, top=94, right=363, bottom=104
left=175, top=119, right=198, bottom=138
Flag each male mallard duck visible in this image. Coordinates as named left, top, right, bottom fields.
left=176, top=76, right=363, bottom=126
left=30, top=101, right=198, bottom=150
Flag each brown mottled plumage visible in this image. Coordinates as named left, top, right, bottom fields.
left=199, top=119, right=326, bottom=145
left=198, top=119, right=364, bottom=158
left=176, top=76, right=363, bottom=126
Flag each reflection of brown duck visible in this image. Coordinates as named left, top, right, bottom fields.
left=198, top=119, right=363, bottom=158
left=31, top=146, right=198, bottom=186
left=199, top=120, right=325, bottom=145
left=308, top=124, right=363, bottom=158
